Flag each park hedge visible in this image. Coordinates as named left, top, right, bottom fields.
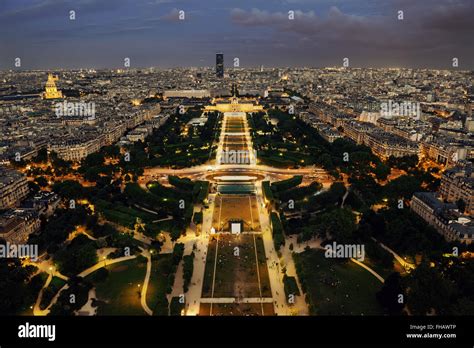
left=271, top=175, right=303, bottom=193
left=195, top=181, right=210, bottom=203
left=169, top=175, right=195, bottom=191
left=283, top=274, right=301, bottom=302
left=183, top=252, right=195, bottom=293
left=262, top=181, right=274, bottom=202
left=270, top=212, right=285, bottom=250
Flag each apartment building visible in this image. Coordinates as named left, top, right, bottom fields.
left=439, top=164, right=474, bottom=214
left=0, top=166, right=29, bottom=210
left=411, top=192, right=474, bottom=244
left=0, top=209, right=41, bottom=244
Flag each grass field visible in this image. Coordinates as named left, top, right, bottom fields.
left=294, top=249, right=384, bottom=315
left=202, top=234, right=271, bottom=299
left=92, top=257, right=147, bottom=315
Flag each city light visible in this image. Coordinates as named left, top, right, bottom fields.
left=0, top=4, right=472, bottom=343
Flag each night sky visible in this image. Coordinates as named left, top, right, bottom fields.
left=0, top=0, right=473, bottom=69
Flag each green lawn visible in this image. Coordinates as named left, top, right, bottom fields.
left=202, top=234, right=265, bottom=298
left=213, top=234, right=259, bottom=298
left=294, top=249, right=384, bottom=315
left=91, top=257, right=147, bottom=315
left=95, top=200, right=156, bottom=228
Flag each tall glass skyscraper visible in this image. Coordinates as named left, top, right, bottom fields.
left=216, top=52, right=224, bottom=78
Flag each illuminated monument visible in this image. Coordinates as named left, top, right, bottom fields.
left=205, top=84, right=263, bottom=113
left=43, top=74, right=63, bottom=100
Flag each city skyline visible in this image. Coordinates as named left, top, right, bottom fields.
left=0, top=0, right=473, bottom=70
left=0, top=1, right=473, bottom=345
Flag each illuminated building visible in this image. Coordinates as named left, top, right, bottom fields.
left=43, top=73, right=64, bottom=100
left=411, top=192, right=474, bottom=244
left=0, top=167, right=29, bottom=210
left=440, top=164, right=474, bottom=214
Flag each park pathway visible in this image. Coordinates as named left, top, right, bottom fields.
left=34, top=253, right=137, bottom=316
left=140, top=249, right=153, bottom=315
left=256, top=182, right=292, bottom=315
left=371, top=237, right=415, bottom=271
left=289, top=235, right=385, bottom=283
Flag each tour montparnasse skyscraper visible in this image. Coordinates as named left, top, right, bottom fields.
left=216, top=52, right=224, bottom=78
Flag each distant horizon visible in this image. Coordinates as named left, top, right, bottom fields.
left=1, top=65, right=472, bottom=72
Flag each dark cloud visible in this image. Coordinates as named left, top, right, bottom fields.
left=230, top=3, right=474, bottom=50
left=229, top=1, right=474, bottom=68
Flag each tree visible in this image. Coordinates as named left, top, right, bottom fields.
left=374, top=162, right=390, bottom=181
left=171, top=243, right=185, bottom=265
left=83, top=167, right=101, bottom=182
left=193, top=211, right=203, bottom=225
left=150, top=240, right=163, bottom=254
left=33, top=148, right=48, bottom=163
left=35, top=176, right=48, bottom=187
left=54, top=235, right=98, bottom=276
left=315, top=208, right=356, bottom=242
left=102, top=145, right=120, bottom=158
left=387, top=155, right=418, bottom=171
left=271, top=175, right=303, bottom=193
left=28, top=181, right=41, bottom=193
left=376, top=272, right=404, bottom=315
left=405, top=263, right=457, bottom=315
left=318, top=153, right=334, bottom=170
left=456, top=199, right=466, bottom=213
left=183, top=253, right=194, bottom=292
left=0, top=259, right=36, bottom=314
left=49, top=277, right=92, bottom=315
left=82, top=152, right=105, bottom=168
left=452, top=297, right=474, bottom=315
left=52, top=180, right=85, bottom=200
left=383, top=175, right=421, bottom=200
